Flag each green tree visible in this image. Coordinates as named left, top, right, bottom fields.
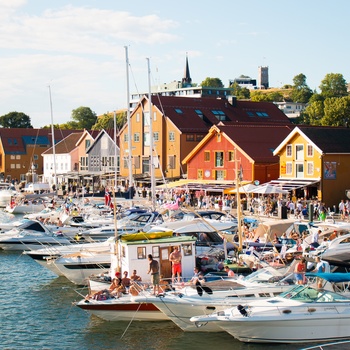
left=322, top=96, right=350, bottom=126
left=92, top=111, right=127, bottom=131
left=200, top=77, right=224, bottom=88
left=319, top=73, right=348, bottom=99
left=228, top=82, right=250, bottom=99
left=300, top=100, right=324, bottom=125
left=291, top=73, right=313, bottom=103
left=0, top=111, right=33, bottom=128
left=250, top=90, right=270, bottom=102
left=71, top=106, right=97, bottom=129
left=266, top=91, right=284, bottom=102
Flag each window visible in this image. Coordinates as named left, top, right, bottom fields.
left=16, top=155, right=21, bottom=160
left=286, top=144, right=292, bottom=157
left=186, top=134, right=195, bottom=141
left=286, top=162, right=293, bottom=175
left=175, top=108, right=183, bottom=114
left=195, top=109, right=203, bottom=116
left=217, top=133, right=221, bottom=142
left=136, top=113, right=140, bottom=122
left=85, top=140, right=91, bottom=149
left=295, top=145, right=304, bottom=160
left=134, top=156, right=140, bottom=169
left=144, top=132, right=150, bottom=146
left=134, top=133, right=140, bottom=142
left=124, top=134, right=129, bottom=142
left=182, top=244, right=193, bottom=256
left=307, top=144, right=313, bottom=157
left=123, top=157, right=128, bottom=169
left=307, top=162, right=314, bottom=175
left=211, top=109, right=227, bottom=121
left=215, top=170, right=225, bottom=180
left=247, top=111, right=255, bottom=117
left=198, top=169, right=203, bottom=179
left=204, top=151, right=210, bottom=162
left=33, top=155, right=38, bottom=160
left=153, top=132, right=159, bottom=142
left=152, top=246, right=159, bottom=258
left=215, top=151, right=224, bottom=167
left=137, top=247, right=146, bottom=259
left=168, top=155, right=176, bottom=169
left=256, top=112, right=269, bottom=117
left=153, top=112, right=157, bottom=121
left=10, top=155, right=15, bottom=160
left=144, top=112, right=150, bottom=125
left=196, top=134, right=204, bottom=141
left=169, top=131, right=175, bottom=141
left=228, top=151, right=234, bottom=161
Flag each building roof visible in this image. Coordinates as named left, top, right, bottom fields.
left=298, top=126, right=350, bottom=153
left=273, top=125, right=350, bottom=155
left=151, top=95, right=292, bottom=133
left=220, top=124, right=294, bottom=162
left=42, top=132, right=83, bottom=155
left=183, top=124, right=294, bottom=164
left=0, top=128, right=78, bottom=155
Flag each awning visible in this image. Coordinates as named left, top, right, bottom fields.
left=156, top=179, right=249, bottom=193
left=264, top=178, right=320, bottom=191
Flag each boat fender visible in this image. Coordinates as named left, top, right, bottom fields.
left=237, top=304, right=249, bottom=317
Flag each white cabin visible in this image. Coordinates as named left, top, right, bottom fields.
left=113, top=236, right=197, bottom=282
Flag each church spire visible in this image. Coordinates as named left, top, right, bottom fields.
left=182, top=53, right=192, bottom=87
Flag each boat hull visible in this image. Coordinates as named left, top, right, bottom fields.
left=77, top=300, right=168, bottom=321
left=220, top=314, right=350, bottom=343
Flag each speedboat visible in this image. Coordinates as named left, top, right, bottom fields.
left=319, top=233, right=350, bottom=266
left=190, top=273, right=350, bottom=343
left=133, top=265, right=297, bottom=332
left=0, top=220, right=72, bottom=251
left=24, top=237, right=116, bottom=274
left=0, top=183, right=17, bottom=207
left=76, top=286, right=168, bottom=321
left=42, top=250, right=112, bottom=284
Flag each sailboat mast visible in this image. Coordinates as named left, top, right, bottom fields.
left=147, top=58, right=156, bottom=209
left=125, top=46, right=133, bottom=189
left=235, top=148, right=243, bottom=251
left=48, top=85, right=57, bottom=192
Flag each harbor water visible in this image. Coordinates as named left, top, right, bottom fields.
left=0, top=213, right=333, bottom=349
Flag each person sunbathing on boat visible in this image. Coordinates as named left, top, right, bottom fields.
left=108, top=273, right=125, bottom=298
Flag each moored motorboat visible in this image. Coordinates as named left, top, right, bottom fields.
left=0, top=220, right=73, bottom=251
left=76, top=289, right=168, bottom=321
left=190, top=273, right=350, bottom=343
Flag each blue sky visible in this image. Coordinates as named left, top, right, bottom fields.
left=0, top=0, right=349, bottom=127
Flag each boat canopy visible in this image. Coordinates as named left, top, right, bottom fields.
left=306, top=272, right=350, bottom=283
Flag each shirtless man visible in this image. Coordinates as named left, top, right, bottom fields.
left=147, top=254, right=160, bottom=295
left=169, top=246, right=182, bottom=284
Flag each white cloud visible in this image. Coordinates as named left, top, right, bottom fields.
left=0, top=6, right=179, bottom=55
left=0, top=4, right=181, bottom=126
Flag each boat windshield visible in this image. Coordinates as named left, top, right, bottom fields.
left=280, top=285, right=350, bottom=303
left=243, top=266, right=283, bottom=284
